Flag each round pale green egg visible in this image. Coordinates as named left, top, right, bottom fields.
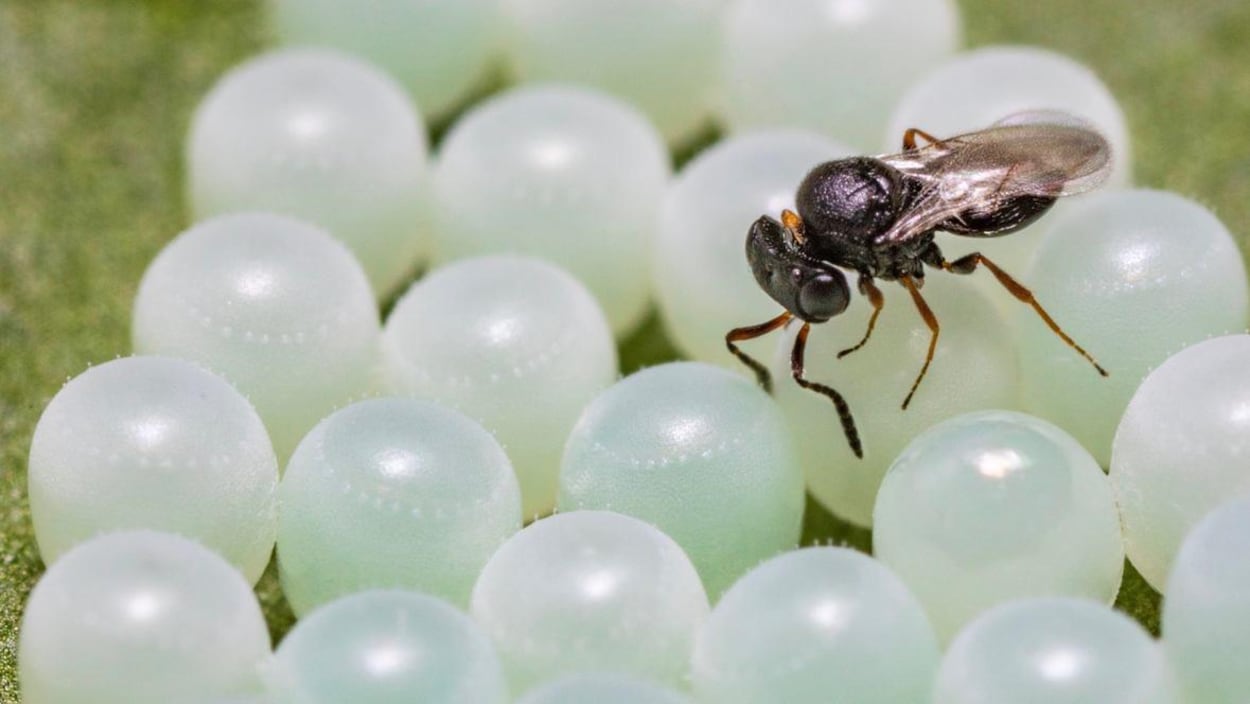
left=933, top=597, right=1173, bottom=704
left=277, top=397, right=521, bottom=616
left=516, top=673, right=693, bottom=704
left=500, top=0, right=723, bottom=142
left=770, top=273, right=1018, bottom=527
left=383, top=255, right=616, bottom=518
left=132, top=212, right=382, bottom=461
left=721, top=0, right=961, bottom=150
left=187, top=49, right=428, bottom=296
left=873, top=410, right=1124, bottom=642
left=1163, top=495, right=1250, bottom=704
left=28, top=356, right=277, bottom=584
left=691, top=547, right=939, bottom=704
left=1019, top=190, right=1248, bottom=466
left=19, top=531, right=271, bottom=704
left=1112, top=335, right=1250, bottom=591
left=653, top=130, right=853, bottom=367
left=431, top=85, right=670, bottom=335
left=886, top=46, right=1133, bottom=297
left=270, top=0, right=500, bottom=119
left=470, top=510, right=709, bottom=693
left=265, top=590, right=507, bottom=704
left=558, top=362, right=804, bottom=598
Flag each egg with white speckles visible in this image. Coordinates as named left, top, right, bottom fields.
left=383, top=256, right=617, bottom=518
left=558, top=362, right=804, bottom=598
left=1019, top=190, right=1249, bottom=466
left=19, top=531, right=271, bottom=704
left=1112, top=335, right=1250, bottom=591
left=470, top=510, right=709, bottom=692
left=431, top=85, right=670, bottom=335
left=187, top=49, right=429, bottom=296
left=692, top=547, right=939, bottom=704
left=266, top=589, right=508, bottom=704
left=28, top=356, right=278, bottom=584
left=133, top=212, right=383, bottom=461
left=874, top=410, right=1124, bottom=642
left=277, top=397, right=521, bottom=615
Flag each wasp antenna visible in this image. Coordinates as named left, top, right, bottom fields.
left=790, top=322, right=863, bottom=459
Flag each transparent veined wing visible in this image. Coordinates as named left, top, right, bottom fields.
left=875, top=113, right=1112, bottom=244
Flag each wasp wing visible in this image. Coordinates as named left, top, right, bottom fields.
left=875, top=117, right=1112, bottom=245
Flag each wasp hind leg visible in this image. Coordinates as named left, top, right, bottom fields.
left=791, top=322, right=863, bottom=458
left=943, top=253, right=1108, bottom=377
left=726, top=312, right=793, bottom=393
left=903, top=127, right=943, bottom=151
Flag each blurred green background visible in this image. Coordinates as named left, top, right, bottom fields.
left=2, top=0, right=1248, bottom=700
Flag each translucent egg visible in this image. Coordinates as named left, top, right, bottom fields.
left=933, top=597, right=1173, bottom=704
left=1163, top=496, right=1250, bottom=704
left=431, top=85, right=670, bottom=334
left=28, top=356, right=278, bottom=584
left=653, top=131, right=854, bottom=367
left=277, top=398, right=521, bottom=616
left=266, top=590, right=507, bottom=704
left=269, top=0, right=500, bottom=119
left=721, top=0, right=961, bottom=150
left=470, top=510, right=709, bottom=692
left=19, top=531, right=271, bottom=704
left=516, top=673, right=693, bottom=704
left=383, top=256, right=617, bottom=518
left=1019, top=190, right=1248, bottom=466
left=187, top=49, right=428, bottom=296
left=873, top=410, right=1124, bottom=642
left=691, top=547, right=939, bottom=704
left=1111, top=335, right=1250, bottom=591
left=500, top=0, right=722, bottom=142
left=770, top=274, right=1018, bottom=527
left=558, top=362, right=804, bottom=598
left=133, top=212, right=382, bottom=461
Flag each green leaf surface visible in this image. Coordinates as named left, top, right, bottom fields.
left=4, top=0, right=1246, bottom=699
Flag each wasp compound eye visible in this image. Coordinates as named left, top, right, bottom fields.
left=797, top=272, right=850, bottom=323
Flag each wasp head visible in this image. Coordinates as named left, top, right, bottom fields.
left=746, top=215, right=850, bottom=324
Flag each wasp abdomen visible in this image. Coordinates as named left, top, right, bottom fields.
left=941, top=193, right=1058, bottom=237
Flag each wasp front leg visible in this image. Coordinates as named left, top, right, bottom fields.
left=837, top=275, right=885, bottom=360
left=726, top=312, right=793, bottom=393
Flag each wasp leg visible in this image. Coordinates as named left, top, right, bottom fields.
left=726, top=312, right=793, bottom=393
left=899, top=275, right=939, bottom=410
left=792, top=322, right=863, bottom=458
left=903, top=127, right=943, bottom=151
left=944, top=253, right=1108, bottom=377
left=837, top=275, right=885, bottom=359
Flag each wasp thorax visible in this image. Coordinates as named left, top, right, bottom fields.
left=796, top=157, right=905, bottom=244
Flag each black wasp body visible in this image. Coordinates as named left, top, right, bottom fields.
left=727, top=112, right=1112, bottom=458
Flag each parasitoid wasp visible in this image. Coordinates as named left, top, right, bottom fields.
left=726, top=111, right=1112, bottom=458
